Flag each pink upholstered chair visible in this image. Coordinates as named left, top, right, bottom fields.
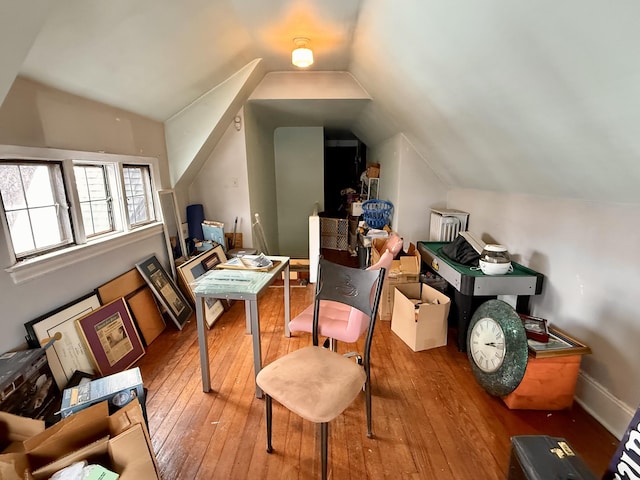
left=288, top=248, right=396, bottom=347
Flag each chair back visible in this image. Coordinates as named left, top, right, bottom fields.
left=312, top=258, right=385, bottom=365
left=337, top=249, right=394, bottom=341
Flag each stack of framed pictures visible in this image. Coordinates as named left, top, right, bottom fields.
left=176, top=246, right=227, bottom=329
left=24, top=255, right=193, bottom=389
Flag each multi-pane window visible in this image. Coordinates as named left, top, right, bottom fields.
left=0, top=149, right=160, bottom=265
left=74, top=165, right=114, bottom=237
left=0, top=161, right=73, bottom=259
left=123, top=165, right=155, bottom=227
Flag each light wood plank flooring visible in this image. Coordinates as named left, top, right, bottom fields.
left=136, top=284, right=618, bottom=479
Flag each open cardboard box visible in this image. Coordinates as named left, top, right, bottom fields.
left=391, top=283, right=451, bottom=352
left=0, top=399, right=159, bottom=480
left=371, top=240, right=421, bottom=320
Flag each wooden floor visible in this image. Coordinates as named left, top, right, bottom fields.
left=136, top=285, right=619, bottom=479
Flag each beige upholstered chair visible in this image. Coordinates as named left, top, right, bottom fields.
left=256, top=258, right=385, bottom=480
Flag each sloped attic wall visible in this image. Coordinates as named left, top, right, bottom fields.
left=164, top=59, right=265, bottom=200
left=350, top=0, right=640, bottom=204
left=0, top=1, right=53, bottom=108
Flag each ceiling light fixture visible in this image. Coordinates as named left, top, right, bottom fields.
left=292, top=37, right=313, bottom=68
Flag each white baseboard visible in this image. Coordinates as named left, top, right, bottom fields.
left=575, top=371, right=636, bottom=440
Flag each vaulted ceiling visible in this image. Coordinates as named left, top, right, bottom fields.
left=3, top=0, right=640, bottom=203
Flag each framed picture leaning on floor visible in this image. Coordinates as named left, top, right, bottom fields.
left=136, top=255, right=193, bottom=330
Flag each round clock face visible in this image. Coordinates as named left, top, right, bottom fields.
left=469, top=317, right=506, bottom=373
left=466, top=300, right=528, bottom=397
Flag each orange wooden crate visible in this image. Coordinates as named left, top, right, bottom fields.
left=502, top=354, right=582, bottom=410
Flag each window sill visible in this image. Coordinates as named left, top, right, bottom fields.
left=5, top=223, right=164, bottom=285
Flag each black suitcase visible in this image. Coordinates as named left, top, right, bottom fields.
left=508, top=435, right=598, bottom=480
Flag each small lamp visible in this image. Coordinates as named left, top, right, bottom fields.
left=292, top=38, right=313, bottom=68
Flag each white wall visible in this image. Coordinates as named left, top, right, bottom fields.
left=188, top=109, right=252, bottom=249
left=449, top=188, right=640, bottom=438
left=274, top=127, right=324, bottom=258
left=368, top=134, right=449, bottom=246
left=243, top=104, right=279, bottom=253
left=0, top=77, right=171, bottom=354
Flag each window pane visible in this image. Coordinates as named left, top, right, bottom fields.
left=123, top=165, right=154, bottom=226
left=0, top=161, right=73, bottom=258
left=0, top=165, right=27, bottom=209
left=5, top=210, right=35, bottom=253
left=91, top=200, right=112, bottom=234
left=75, top=165, right=113, bottom=237
left=23, top=165, right=55, bottom=207
left=30, top=206, right=64, bottom=249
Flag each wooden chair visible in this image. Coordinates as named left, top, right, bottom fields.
left=256, top=258, right=385, bottom=480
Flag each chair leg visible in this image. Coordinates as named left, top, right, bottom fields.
left=266, top=394, right=273, bottom=453
left=321, top=422, right=328, bottom=480
left=365, top=380, right=374, bottom=438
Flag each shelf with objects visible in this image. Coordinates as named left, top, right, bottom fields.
left=417, top=240, right=544, bottom=351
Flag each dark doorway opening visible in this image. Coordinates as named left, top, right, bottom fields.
left=323, top=130, right=366, bottom=218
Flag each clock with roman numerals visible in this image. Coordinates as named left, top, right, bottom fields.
left=467, top=299, right=528, bottom=397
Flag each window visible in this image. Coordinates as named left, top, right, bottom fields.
left=0, top=146, right=162, bottom=272
left=74, top=164, right=114, bottom=237
left=123, top=165, right=155, bottom=227
left=0, top=161, right=74, bottom=259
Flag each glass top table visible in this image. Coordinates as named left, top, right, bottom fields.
left=191, top=255, right=291, bottom=397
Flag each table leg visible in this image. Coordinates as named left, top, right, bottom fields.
left=284, top=262, right=291, bottom=337
left=249, top=299, right=264, bottom=398
left=196, top=295, right=211, bottom=392
left=244, top=300, right=251, bottom=334
left=454, top=290, right=473, bottom=352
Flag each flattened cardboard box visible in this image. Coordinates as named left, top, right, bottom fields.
left=0, top=399, right=159, bottom=480
left=392, top=283, right=450, bottom=352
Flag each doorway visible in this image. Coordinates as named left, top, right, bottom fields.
left=323, top=130, right=367, bottom=217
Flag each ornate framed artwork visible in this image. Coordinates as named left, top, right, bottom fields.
left=75, top=297, right=145, bottom=376
left=136, top=255, right=193, bottom=329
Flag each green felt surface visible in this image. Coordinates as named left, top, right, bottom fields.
left=417, top=241, right=538, bottom=277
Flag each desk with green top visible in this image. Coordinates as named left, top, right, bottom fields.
left=417, top=241, right=544, bottom=351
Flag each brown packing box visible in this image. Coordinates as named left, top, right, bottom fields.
left=0, top=399, right=159, bottom=480
left=371, top=240, right=421, bottom=320
left=391, top=283, right=451, bottom=352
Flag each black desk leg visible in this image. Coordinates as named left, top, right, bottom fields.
left=516, top=295, right=532, bottom=315
left=454, top=290, right=473, bottom=352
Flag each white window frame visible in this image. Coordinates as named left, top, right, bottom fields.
left=1, top=145, right=164, bottom=284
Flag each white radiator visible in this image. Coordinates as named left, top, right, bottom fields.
left=429, top=208, right=469, bottom=241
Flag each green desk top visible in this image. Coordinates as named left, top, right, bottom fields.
left=417, top=241, right=539, bottom=277
left=417, top=241, right=544, bottom=296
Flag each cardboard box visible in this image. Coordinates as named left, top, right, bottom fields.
left=391, top=283, right=450, bottom=352
left=0, top=399, right=159, bottom=480
left=60, top=368, right=144, bottom=419
left=0, top=348, right=59, bottom=420
left=372, top=241, right=421, bottom=320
